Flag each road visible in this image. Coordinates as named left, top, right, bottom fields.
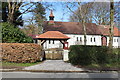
left=1, top=72, right=119, bottom=79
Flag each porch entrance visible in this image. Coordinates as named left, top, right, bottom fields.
left=34, top=31, right=70, bottom=60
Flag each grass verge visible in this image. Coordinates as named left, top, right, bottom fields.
left=80, top=63, right=119, bottom=71
left=0, top=61, right=41, bottom=69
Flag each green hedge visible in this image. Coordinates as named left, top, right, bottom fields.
left=69, top=45, right=111, bottom=66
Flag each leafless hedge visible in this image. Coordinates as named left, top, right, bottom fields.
left=0, top=43, right=42, bottom=63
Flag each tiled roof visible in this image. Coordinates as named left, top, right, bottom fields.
left=35, top=31, right=70, bottom=39
left=98, top=25, right=120, bottom=36
left=43, top=21, right=120, bottom=36
left=43, top=21, right=102, bottom=35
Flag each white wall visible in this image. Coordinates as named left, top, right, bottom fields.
left=42, top=34, right=120, bottom=49
left=66, top=34, right=102, bottom=47
left=43, top=40, right=63, bottom=49
left=107, top=36, right=120, bottom=48
left=43, top=34, right=102, bottom=49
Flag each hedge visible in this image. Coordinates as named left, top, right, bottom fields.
left=0, top=43, right=42, bottom=63
left=69, top=45, right=113, bottom=66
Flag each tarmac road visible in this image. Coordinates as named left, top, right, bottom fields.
left=1, top=72, right=119, bottom=80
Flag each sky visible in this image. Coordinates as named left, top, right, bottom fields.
left=22, top=2, right=73, bottom=25
left=45, top=2, right=72, bottom=22
left=21, top=1, right=120, bottom=25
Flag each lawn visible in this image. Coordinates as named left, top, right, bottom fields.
left=0, top=61, right=41, bottom=69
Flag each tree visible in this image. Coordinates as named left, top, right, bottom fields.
left=66, top=2, right=92, bottom=45
left=69, top=2, right=110, bottom=25
left=7, top=1, right=23, bottom=26
left=69, top=2, right=93, bottom=23
left=2, top=2, right=8, bottom=22
left=32, top=2, right=46, bottom=34
left=69, top=2, right=119, bottom=26
left=1, top=22, right=33, bottom=43
left=1, top=1, right=36, bottom=26
left=108, top=0, right=114, bottom=50
left=90, top=2, right=110, bottom=25
left=22, top=24, right=39, bottom=36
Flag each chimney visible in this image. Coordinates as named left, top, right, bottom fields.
left=49, top=10, right=54, bottom=24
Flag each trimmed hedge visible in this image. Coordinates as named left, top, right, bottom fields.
left=0, top=43, right=42, bottom=63
left=69, top=45, right=111, bottom=66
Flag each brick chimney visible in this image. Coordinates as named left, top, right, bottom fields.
left=49, top=10, right=54, bottom=24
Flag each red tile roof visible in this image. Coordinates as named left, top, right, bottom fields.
left=35, top=31, right=70, bottom=39
left=43, top=21, right=102, bottom=35
left=43, top=21, right=120, bottom=36
left=98, top=25, right=120, bottom=36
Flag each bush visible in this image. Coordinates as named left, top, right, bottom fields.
left=1, top=43, right=42, bottom=63
left=69, top=45, right=110, bottom=66
left=1, top=22, right=33, bottom=43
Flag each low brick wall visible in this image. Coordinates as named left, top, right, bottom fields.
left=0, top=43, right=42, bottom=63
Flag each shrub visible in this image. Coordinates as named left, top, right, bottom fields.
left=1, top=22, right=33, bottom=43
left=69, top=45, right=110, bottom=66
left=1, top=43, right=42, bottom=63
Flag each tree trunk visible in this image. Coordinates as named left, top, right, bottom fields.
left=82, top=20, right=87, bottom=45
left=7, top=2, right=14, bottom=24
left=108, top=0, right=114, bottom=50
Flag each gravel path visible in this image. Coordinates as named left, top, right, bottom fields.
left=23, top=60, right=85, bottom=71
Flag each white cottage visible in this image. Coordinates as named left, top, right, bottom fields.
left=35, top=11, right=120, bottom=49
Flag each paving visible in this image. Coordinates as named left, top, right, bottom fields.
left=23, top=60, right=85, bottom=71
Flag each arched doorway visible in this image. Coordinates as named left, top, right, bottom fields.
left=101, top=36, right=107, bottom=46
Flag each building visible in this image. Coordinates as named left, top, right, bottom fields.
left=35, top=11, right=120, bottom=49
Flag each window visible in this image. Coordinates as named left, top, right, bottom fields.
left=80, top=37, right=82, bottom=41
left=77, top=37, right=78, bottom=41
left=114, top=39, right=116, bottom=42
left=91, top=38, right=92, bottom=42
left=49, top=40, right=50, bottom=44
left=53, top=40, right=54, bottom=44
left=117, top=39, right=118, bottom=42
left=94, top=38, right=96, bottom=42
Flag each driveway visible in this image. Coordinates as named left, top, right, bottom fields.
left=23, top=60, right=85, bottom=71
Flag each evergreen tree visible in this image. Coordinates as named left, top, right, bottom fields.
left=32, top=2, right=46, bottom=34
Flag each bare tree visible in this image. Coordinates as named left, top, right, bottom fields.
left=65, top=2, right=92, bottom=45
left=7, top=0, right=35, bottom=25
left=91, top=2, right=110, bottom=25
left=109, top=0, right=114, bottom=50
left=69, top=2, right=111, bottom=25
left=69, top=2, right=93, bottom=23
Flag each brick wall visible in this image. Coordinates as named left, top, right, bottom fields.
left=0, top=43, right=42, bottom=63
